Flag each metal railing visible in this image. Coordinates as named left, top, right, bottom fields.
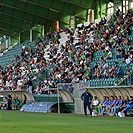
left=116, top=63, right=133, bottom=86
left=117, top=69, right=133, bottom=86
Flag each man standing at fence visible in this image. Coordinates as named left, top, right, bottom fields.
left=7, top=93, right=12, bottom=110
left=27, top=78, right=33, bottom=94
left=81, top=88, right=93, bottom=117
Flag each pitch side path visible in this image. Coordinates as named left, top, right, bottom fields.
left=0, top=111, right=133, bottom=133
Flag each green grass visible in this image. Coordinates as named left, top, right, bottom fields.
left=0, top=111, right=133, bottom=133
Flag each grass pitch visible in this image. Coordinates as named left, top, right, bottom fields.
left=0, top=111, right=133, bottom=133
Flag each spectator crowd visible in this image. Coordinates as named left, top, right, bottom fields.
left=0, top=9, right=133, bottom=94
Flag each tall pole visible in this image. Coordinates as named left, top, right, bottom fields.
left=42, top=25, right=45, bottom=37
left=30, top=29, right=32, bottom=42
left=125, top=0, right=126, bottom=15
left=57, top=85, right=60, bottom=113
left=121, top=0, right=123, bottom=18
left=47, top=87, right=49, bottom=113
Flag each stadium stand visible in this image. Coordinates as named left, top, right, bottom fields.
left=0, top=10, right=133, bottom=91
left=0, top=0, right=133, bottom=116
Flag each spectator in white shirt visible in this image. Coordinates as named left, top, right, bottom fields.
left=22, top=44, right=26, bottom=50
left=106, top=50, right=112, bottom=59
left=92, top=96, right=99, bottom=113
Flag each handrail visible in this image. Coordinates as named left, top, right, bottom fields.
left=117, top=64, right=133, bottom=85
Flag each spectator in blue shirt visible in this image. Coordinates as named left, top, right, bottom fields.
left=114, top=66, right=123, bottom=78
left=120, top=96, right=130, bottom=111
left=106, top=96, right=114, bottom=115
left=80, top=23, right=85, bottom=30
left=110, top=96, right=123, bottom=116
left=98, top=96, right=106, bottom=114
left=81, top=88, right=93, bottom=117
left=121, top=96, right=133, bottom=113
left=100, top=96, right=109, bottom=115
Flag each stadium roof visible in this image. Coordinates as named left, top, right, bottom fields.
left=0, top=0, right=113, bottom=36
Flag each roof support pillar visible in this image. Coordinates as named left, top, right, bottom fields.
left=19, top=33, right=21, bottom=44
left=30, top=29, right=32, bottom=42
left=8, top=36, right=11, bottom=46
left=5, top=37, right=10, bottom=49
left=70, top=16, right=75, bottom=30
left=42, top=25, right=45, bottom=37
left=87, top=9, right=94, bottom=23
